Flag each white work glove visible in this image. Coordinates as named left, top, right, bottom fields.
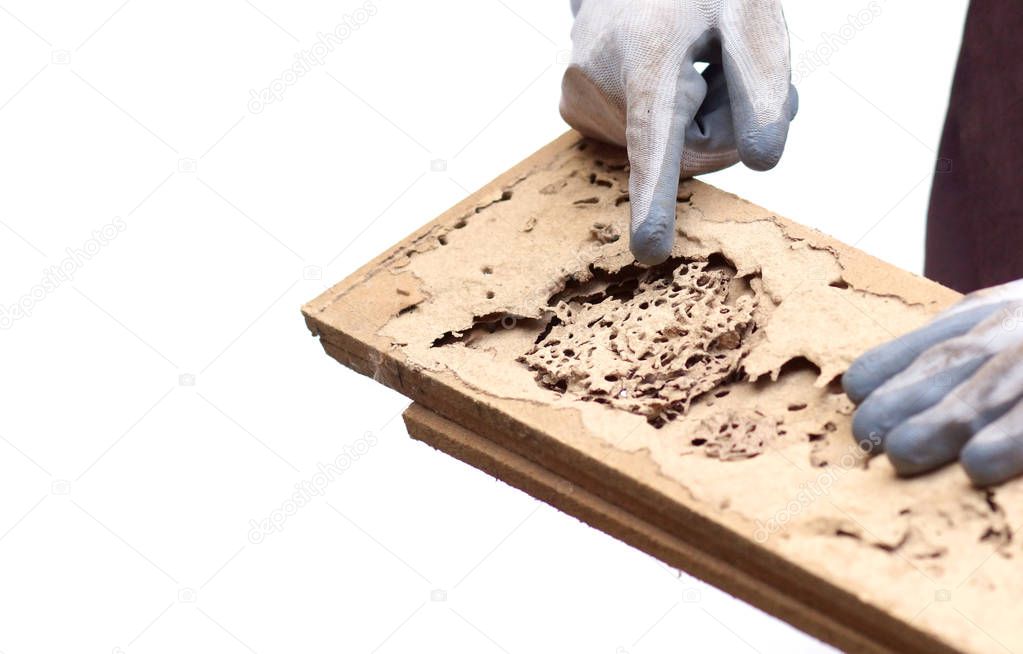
left=560, top=0, right=798, bottom=265
left=844, top=279, right=1023, bottom=486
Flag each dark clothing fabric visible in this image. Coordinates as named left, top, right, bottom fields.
left=925, top=0, right=1023, bottom=293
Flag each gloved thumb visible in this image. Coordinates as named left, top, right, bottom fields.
left=626, top=61, right=707, bottom=265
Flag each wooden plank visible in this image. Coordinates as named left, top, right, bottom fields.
left=304, top=131, right=1023, bottom=654
left=403, top=401, right=887, bottom=653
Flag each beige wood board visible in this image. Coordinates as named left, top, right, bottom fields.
left=304, top=131, right=1023, bottom=654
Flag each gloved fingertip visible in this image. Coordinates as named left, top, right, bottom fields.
left=851, top=401, right=887, bottom=453
left=737, top=118, right=788, bottom=171
left=885, top=425, right=937, bottom=477
left=631, top=209, right=675, bottom=265
left=842, top=359, right=877, bottom=404
left=961, top=434, right=1023, bottom=487
left=886, top=420, right=970, bottom=477
left=789, top=85, right=799, bottom=120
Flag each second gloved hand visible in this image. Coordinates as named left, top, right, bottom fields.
left=560, top=0, right=798, bottom=265
left=844, top=279, right=1023, bottom=486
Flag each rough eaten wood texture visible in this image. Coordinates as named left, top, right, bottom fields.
left=304, top=132, right=1023, bottom=654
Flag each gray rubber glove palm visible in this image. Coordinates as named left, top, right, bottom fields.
left=560, top=0, right=798, bottom=264
left=844, top=279, right=1023, bottom=486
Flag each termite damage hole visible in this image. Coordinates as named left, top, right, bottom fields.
left=519, top=255, right=759, bottom=427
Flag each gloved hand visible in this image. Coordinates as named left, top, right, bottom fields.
left=560, top=0, right=798, bottom=265
left=844, top=279, right=1023, bottom=486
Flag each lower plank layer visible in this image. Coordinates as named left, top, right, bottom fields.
left=404, top=402, right=929, bottom=654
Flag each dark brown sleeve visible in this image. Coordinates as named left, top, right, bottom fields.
left=925, top=0, right=1023, bottom=293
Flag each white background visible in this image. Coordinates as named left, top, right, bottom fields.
left=0, top=1, right=969, bottom=652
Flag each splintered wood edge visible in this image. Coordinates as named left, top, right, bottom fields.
left=403, top=402, right=891, bottom=654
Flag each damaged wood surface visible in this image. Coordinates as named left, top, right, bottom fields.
left=304, top=131, right=1023, bottom=654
